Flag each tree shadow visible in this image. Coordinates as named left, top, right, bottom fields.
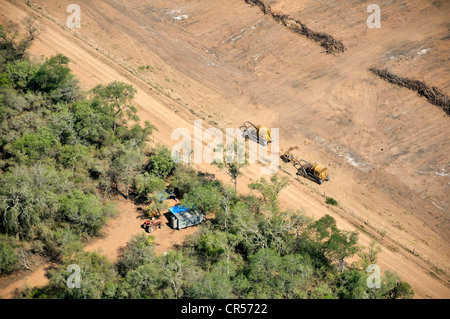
left=136, top=206, right=149, bottom=221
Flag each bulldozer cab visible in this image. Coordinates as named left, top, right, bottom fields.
left=312, top=163, right=329, bottom=181
left=240, top=121, right=273, bottom=146
left=256, top=125, right=272, bottom=142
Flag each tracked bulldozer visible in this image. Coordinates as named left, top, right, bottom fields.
left=280, top=150, right=297, bottom=163
left=240, top=121, right=273, bottom=146
left=294, top=159, right=330, bottom=185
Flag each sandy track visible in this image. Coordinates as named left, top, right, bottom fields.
left=0, top=0, right=448, bottom=298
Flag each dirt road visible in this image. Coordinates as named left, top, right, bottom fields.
left=0, top=0, right=448, bottom=298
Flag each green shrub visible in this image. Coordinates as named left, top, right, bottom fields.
left=0, top=241, right=18, bottom=274
left=116, top=233, right=156, bottom=276
left=326, top=197, right=338, bottom=206
left=5, top=59, right=38, bottom=90
left=59, top=191, right=116, bottom=237
left=181, top=184, right=222, bottom=214
left=169, top=166, right=201, bottom=197
left=134, top=172, right=166, bottom=200
left=145, top=145, right=176, bottom=179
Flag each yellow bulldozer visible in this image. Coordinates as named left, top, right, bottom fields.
left=294, top=159, right=330, bottom=185
left=240, top=121, right=273, bottom=146
left=280, top=150, right=297, bottom=163
left=281, top=150, right=330, bottom=185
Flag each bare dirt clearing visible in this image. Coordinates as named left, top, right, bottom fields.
left=0, top=0, right=449, bottom=298
left=0, top=198, right=199, bottom=298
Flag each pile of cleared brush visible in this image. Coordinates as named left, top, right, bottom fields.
left=370, top=67, right=450, bottom=116
left=245, top=0, right=346, bottom=54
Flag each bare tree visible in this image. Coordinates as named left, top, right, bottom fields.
left=0, top=17, right=41, bottom=64
left=214, top=143, right=248, bottom=191
left=22, top=17, right=41, bottom=42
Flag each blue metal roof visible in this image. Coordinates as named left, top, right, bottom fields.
left=169, top=205, right=190, bottom=214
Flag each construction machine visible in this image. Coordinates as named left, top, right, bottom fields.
left=141, top=219, right=164, bottom=233
left=146, top=207, right=162, bottom=220
left=280, top=150, right=297, bottom=163
left=240, top=121, right=273, bottom=146
left=293, top=159, right=330, bottom=185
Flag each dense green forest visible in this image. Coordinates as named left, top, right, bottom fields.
left=0, top=21, right=413, bottom=299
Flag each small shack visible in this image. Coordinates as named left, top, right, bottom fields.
left=155, top=189, right=178, bottom=203
left=169, top=205, right=203, bottom=230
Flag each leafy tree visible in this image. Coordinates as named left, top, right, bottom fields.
left=248, top=175, right=289, bottom=214
left=214, top=186, right=239, bottom=231
left=0, top=165, right=72, bottom=239
left=0, top=240, right=18, bottom=274
left=199, top=231, right=240, bottom=274
left=227, top=205, right=300, bottom=254
left=278, top=253, right=313, bottom=298
left=28, top=54, right=80, bottom=102
left=390, top=281, right=414, bottom=299
left=116, top=120, right=156, bottom=146
left=71, top=99, right=115, bottom=147
left=116, top=233, right=156, bottom=276
left=59, top=190, right=116, bottom=237
left=145, top=145, right=176, bottom=179
left=90, top=81, right=137, bottom=131
left=117, top=262, right=162, bottom=299
left=30, top=252, right=118, bottom=299
left=308, top=214, right=336, bottom=242
left=326, top=229, right=359, bottom=273
left=337, top=269, right=370, bottom=299
left=181, top=184, right=222, bottom=214
left=247, top=249, right=282, bottom=298
left=9, top=126, right=60, bottom=164
left=109, top=144, right=145, bottom=198
left=189, top=263, right=235, bottom=299
left=45, top=228, right=83, bottom=261
left=159, top=250, right=201, bottom=299
left=310, top=282, right=335, bottom=299
left=381, top=271, right=415, bottom=299
left=5, top=59, right=38, bottom=90
left=357, top=240, right=382, bottom=269
left=134, top=172, right=166, bottom=201
left=169, top=165, right=202, bottom=197
left=302, top=215, right=359, bottom=272
left=59, top=144, right=92, bottom=173
left=246, top=249, right=313, bottom=299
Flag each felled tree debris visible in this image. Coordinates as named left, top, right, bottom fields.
left=244, top=0, right=346, bottom=54
left=370, top=67, right=450, bottom=116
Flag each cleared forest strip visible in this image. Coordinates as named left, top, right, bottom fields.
left=244, top=0, right=346, bottom=54
left=370, top=67, right=450, bottom=116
